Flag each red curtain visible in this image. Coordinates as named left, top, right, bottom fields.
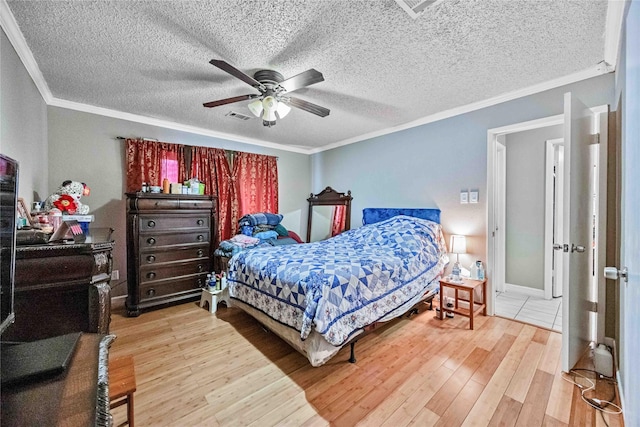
left=190, top=146, right=240, bottom=242
left=125, top=138, right=187, bottom=192
left=331, top=205, right=346, bottom=237
left=233, top=152, right=278, bottom=216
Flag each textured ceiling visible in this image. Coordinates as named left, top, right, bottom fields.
left=5, top=0, right=610, bottom=152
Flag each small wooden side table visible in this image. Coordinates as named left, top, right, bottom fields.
left=439, top=277, right=487, bottom=330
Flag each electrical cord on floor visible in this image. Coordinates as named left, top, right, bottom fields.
left=561, top=370, right=623, bottom=416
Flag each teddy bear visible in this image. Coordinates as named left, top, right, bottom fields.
left=44, top=180, right=91, bottom=215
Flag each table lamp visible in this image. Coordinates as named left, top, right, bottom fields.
left=449, top=234, right=466, bottom=283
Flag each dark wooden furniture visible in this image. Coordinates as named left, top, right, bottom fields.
left=3, top=228, right=115, bottom=342
left=306, top=186, right=352, bottom=242
left=109, top=355, right=137, bottom=427
left=1, top=333, right=115, bottom=426
left=125, top=193, right=216, bottom=316
left=439, top=277, right=487, bottom=330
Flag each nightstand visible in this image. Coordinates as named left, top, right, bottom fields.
left=439, top=277, right=487, bottom=329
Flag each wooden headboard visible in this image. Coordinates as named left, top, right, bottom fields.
left=362, top=208, right=441, bottom=225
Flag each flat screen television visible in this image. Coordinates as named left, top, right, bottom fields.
left=0, top=154, right=18, bottom=335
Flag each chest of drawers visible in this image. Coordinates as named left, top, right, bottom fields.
left=125, top=193, right=216, bottom=316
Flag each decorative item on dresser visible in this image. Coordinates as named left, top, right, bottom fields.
left=125, top=193, right=216, bottom=316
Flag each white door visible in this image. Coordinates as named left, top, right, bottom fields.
left=544, top=139, right=565, bottom=299
left=620, top=1, right=640, bottom=422
left=494, top=140, right=506, bottom=293
left=561, top=92, right=594, bottom=373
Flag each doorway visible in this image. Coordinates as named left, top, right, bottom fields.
left=487, top=106, right=608, bottom=344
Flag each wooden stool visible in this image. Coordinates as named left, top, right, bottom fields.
left=109, top=355, right=136, bottom=427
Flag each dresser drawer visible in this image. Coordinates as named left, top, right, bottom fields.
left=139, top=274, right=206, bottom=301
left=139, top=215, right=210, bottom=232
left=135, top=198, right=180, bottom=210
left=140, top=246, right=209, bottom=265
left=179, top=199, right=214, bottom=210
left=140, top=259, right=208, bottom=283
left=139, top=231, right=210, bottom=249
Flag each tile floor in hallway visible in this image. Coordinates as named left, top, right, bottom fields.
left=494, top=291, right=562, bottom=332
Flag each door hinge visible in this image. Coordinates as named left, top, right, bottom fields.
left=587, top=301, right=598, bottom=313
left=590, top=133, right=600, bottom=145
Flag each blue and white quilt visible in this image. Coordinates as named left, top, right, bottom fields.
left=228, top=215, right=448, bottom=347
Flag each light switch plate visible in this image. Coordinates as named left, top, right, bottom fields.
left=469, top=190, right=479, bottom=204
left=460, top=191, right=468, bottom=204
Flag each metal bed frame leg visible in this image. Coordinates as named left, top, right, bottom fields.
left=349, top=341, right=358, bottom=363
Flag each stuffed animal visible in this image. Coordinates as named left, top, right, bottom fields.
left=44, top=180, right=91, bottom=215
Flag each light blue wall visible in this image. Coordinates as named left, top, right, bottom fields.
left=313, top=73, right=615, bottom=271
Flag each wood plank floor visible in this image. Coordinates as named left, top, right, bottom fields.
left=108, top=301, right=624, bottom=426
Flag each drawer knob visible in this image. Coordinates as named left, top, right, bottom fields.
left=146, top=288, right=156, bottom=297
left=147, top=237, right=156, bottom=245
left=197, top=235, right=204, bottom=242
left=197, top=278, right=203, bottom=287
left=148, top=220, right=156, bottom=228
left=197, top=219, right=204, bottom=226
left=147, top=272, right=156, bottom=279
left=197, top=264, right=203, bottom=272
left=197, top=249, right=204, bottom=257
left=147, top=255, right=156, bottom=263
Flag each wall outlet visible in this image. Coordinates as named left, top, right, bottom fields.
left=111, top=270, right=119, bottom=281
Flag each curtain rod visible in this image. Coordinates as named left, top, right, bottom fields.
left=115, top=136, right=158, bottom=142
left=116, top=136, right=278, bottom=160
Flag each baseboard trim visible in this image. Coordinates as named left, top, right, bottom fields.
left=504, top=283, right=545, bottom=298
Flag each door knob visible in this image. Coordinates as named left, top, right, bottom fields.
left=604, top=266, right=628, bottom=283
left=553, top=244, right=569, bottom=252
left=571, top=244, right=586, bottom=253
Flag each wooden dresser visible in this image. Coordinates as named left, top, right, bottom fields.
left=125, top=193, right=216, bottom=316
left=4, top=229, right=114, bottom=342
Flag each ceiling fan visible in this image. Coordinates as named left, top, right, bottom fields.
left=203, top=59, right=330, bottom=127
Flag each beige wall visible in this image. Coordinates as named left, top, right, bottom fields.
left=46, top=107, right=311, bottom=297
left=0, top=29, right=48, bottom=203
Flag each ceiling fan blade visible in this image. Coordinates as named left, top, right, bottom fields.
left=203, top=94, right=259, bottom=108
left=279, top=69, right=324, bottom=93
left=285, top=96, right=330, bottom=117
left=209, top=59, right=265, bottom=91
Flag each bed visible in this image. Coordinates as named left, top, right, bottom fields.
left=227, top=208, right=448, bottom=366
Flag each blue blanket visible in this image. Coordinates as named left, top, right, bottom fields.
left=238, top=212, right=283, bottom=227
left=228, top=215, right=447, bottom=346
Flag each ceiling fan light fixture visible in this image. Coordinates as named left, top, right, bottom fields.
left=276, top=101, right=291, bottom=119
left=262, top=96, right=278, bottom=122
left=248, top=99, right=264, bottom=117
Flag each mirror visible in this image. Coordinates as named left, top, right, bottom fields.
left=306, top=187, right=352, bottom=242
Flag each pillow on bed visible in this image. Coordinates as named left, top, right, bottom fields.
left=287, top=230, right=304, bottom=243
left=254, top=230, right=279, bottom=240
left=270, top=237, right=298, bottom=246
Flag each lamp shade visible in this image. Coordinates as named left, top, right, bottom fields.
left=248, top=99, right=264, bottom=117
left=450, top=235, right=467, bottom=254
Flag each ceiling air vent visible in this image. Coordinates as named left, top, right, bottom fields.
left=394, top=0, right=439, bottom=19
left=225, top=111, right=253, bottom=121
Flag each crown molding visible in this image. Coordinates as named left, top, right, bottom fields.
left=603, top=0, right=628, bottom=69
left=311, top=65, right=608, bottom=154
left=48, top=97, right=312, bottom=154
left=0, top=0, right=52, bottom=103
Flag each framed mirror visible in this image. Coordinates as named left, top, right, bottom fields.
left=306, top=187, right=353, bottom=242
